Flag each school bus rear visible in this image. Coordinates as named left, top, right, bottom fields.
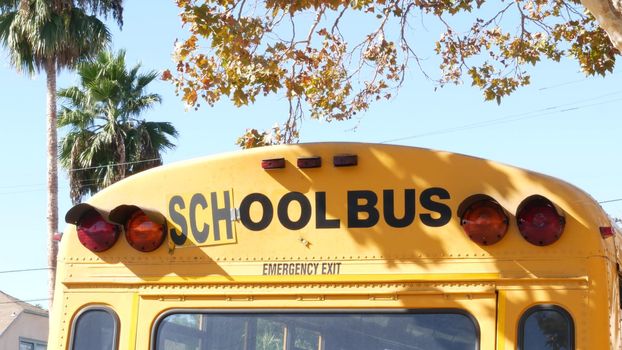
left=48, top=143, right=621, bottom=349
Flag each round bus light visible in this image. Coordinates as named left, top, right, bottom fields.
left=517, top=196, right=565, bottom=246
left=460, top=198, right=509, bottom=245
left=125, top=210, right=165, bottom=252
left=76, top=210, right=119, bottom=252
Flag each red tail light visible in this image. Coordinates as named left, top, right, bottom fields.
left=76, top=210, right=119, bottom=252
left=517, top=196, right=565, bottom=246
left=460, top=198, right=508, bottom=245
left=125, top=210, right=165, bottom=252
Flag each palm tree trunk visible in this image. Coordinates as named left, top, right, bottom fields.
left=114, top=127, right=126, bottom=183
left=45, top=60, right=59, bottom=307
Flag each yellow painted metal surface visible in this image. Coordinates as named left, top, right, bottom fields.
left=48, top=143, right=620, bottom=349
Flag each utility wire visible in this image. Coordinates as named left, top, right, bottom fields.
left=68, top=157, right=161, bottom=172
left=0, top=267, right=50, bottom=274
left=0, top=188, right=47, bottom=196
left=0, top=298, right=50, bottom=305
left=3, top=90, right=619, bottom=192
left=599, top=198, right=622, bottom=204
left=1, top=92, right=620, bottom=203
left=381, top=93, right=622, bottom=144
left=0, top=157, right=162, bottom=194
left=537, top=78, right=590, bottom=91
left=0, top=183, right=45, bottom=190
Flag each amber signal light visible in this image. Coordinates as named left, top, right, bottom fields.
left=124, top=210, right=165, bottom=253
left=460, top=198, right=509, bottom=245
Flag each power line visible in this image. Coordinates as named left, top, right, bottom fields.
left=0, top=183, right=45, bottom=190
left=381, top=92, right=622, bottom=144
left=0, top=267, right=50, bottom=274
left=599, top=198, right=622, bottom=204
left=537, top=78, right=590, bottom=91
left=0, top=188, right=47, bottom=196
left=0, top=157, right=163, bottom=194
left=0, top=298, right=50, bottom=305
left=68, top=157, right=162, bottom=172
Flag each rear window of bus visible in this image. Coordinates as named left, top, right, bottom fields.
left=154, top=311, right=479, bottom=350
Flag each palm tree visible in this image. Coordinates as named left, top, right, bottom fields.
left=59, top=50, right=178, bottom=204
left=1, top=0, right=123, bottom=305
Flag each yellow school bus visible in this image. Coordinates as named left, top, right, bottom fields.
left=49, top=142, right=622, bottom=349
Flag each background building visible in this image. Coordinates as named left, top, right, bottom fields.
left=0, top=291, right=48, bottom=349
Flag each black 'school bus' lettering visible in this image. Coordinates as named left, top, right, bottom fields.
left=419, top=187, right=452, bottom=227
left=315, top=192, right=340, bottom=229
left=240, top=193, right=273, bottom=231
left=211, top=191, right=233, bottom=240
left=277, top=192, right=312, bottom=230
left=189, top=193, right=209, bottom=243
left=169, top=188, right=452, bottom=245
left=347, top=190, right=380, bottom=228
left=169, top=195, right=188, bottom=245
left=383, top=189, right=416, bottom=228
left=168, top=191, right=234, bottom=244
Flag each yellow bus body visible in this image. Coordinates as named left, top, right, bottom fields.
left=49, top=143, right=622, bottom=349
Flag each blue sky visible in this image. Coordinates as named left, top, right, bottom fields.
left=0, top=2, right=621, bottom=308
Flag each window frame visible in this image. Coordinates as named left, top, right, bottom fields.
left=151, top=308, right=481, bottom=350
left=517, top=304, right=574, bottom=350
left=68, top=305, right=120, bottom=350
left=19, top=337, right=47, bottom=350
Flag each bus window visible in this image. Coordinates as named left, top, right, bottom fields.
left=518, top=305, right=574, bottom=350
left=154, top=311, right=479, bottom=350
left=70, top=307, right=118, bottom=350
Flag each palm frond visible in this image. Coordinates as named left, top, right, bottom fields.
left=58, top=108, right=96, bottom=129
left=0, top=1, right=19, bottom=12
left=74, top=0, right=123, bottom=27
left=57, top=49, right=178, bottom=196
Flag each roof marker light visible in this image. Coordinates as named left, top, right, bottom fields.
left=333, top=154, right=357, bottom=167
left=262, top=158, right=285, bottom=169
left=600, top=226, right=615, bottom=238
left=517, top=195, right=565, bottom=246
left=297, top=157, right=322, bottom=168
